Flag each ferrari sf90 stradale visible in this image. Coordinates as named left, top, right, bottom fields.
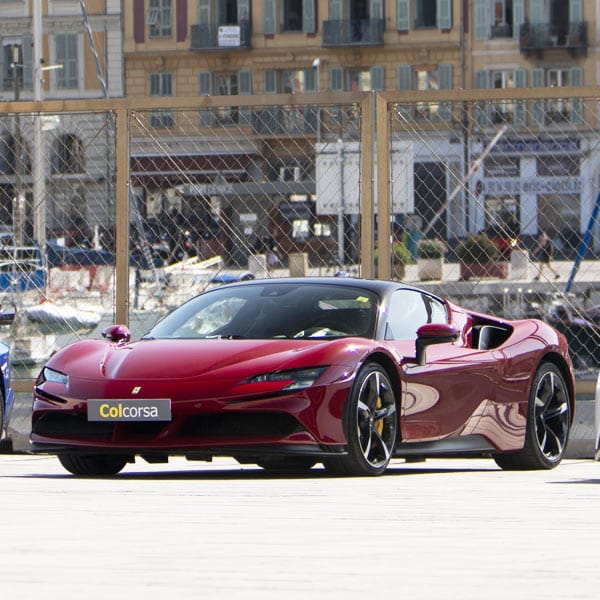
left=31, top=278, right=574, bottom=476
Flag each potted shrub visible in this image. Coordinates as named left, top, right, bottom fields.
left=417, top=238, right=445, bottom=280
left=375, top=242, right=413, bottom=280
left=456, top=233, right=508, bottom=280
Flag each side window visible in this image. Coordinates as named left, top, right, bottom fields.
left=385, top=290, right=447, bottom=340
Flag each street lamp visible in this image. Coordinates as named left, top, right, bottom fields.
left=312, top=58, right=322, bottom=144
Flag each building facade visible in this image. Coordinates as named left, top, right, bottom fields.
left=0, top=0, right=123, bottom=247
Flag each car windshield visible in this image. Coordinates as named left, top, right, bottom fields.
left=145, top=282, right=379, bottom=340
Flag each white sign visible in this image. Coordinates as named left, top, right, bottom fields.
left=176, top=183, right=234, bottom=196
left=218, top=26, right=240, bottom=47
left=482, top=177, right=581, bottom=195
left=316, top=142, right=413, bottom=215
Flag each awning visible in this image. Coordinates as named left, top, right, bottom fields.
left=130, top=152, right=255, bottom=187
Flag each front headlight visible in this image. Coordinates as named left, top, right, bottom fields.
left=38, top=367, right=69, bottom=386
left=248, top=367, right=327, bottom=391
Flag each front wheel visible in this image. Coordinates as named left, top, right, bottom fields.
left=324, top=363, right=398, bottom=476
left=494, top=362, right=571, bottom=470
left=58, top=453, right=129, bottom=476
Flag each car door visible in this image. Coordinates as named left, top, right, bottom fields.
left=384, top=289, right=504, bottom=443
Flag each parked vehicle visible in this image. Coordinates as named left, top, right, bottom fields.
left=31, top=277, right=574, bottom=476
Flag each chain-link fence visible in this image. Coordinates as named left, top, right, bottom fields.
left=2, top=89, right=600, bottom=381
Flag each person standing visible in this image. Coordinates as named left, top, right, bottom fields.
left=534, top=231, right=560, bottom=280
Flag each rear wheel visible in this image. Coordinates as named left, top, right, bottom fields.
left=324, top=362, right=397, bottom=476
left=58, top=453, right=128, bottom=476
left=494, top=362, right=570, bottom=470
left=256, top=457, right=317, bottom=473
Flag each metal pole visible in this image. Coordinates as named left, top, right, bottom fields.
left=32, top=0, right=46, bottom=250
left=337, top=140, right=345, bottom=266
left=12, top=45, right=24, bottom=246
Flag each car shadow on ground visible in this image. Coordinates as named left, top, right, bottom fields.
left=9, top=462, right=502, bottom=480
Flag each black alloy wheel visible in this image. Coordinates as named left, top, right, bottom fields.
left=494, top=362, right=570, bottom=470
left=324, top=362, right=398, bottom=476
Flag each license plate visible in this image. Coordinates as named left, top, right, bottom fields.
left=87, top=399, right=171, bottom=422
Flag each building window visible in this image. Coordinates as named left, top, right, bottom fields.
left=264, top=0, right=315, bottom=34
left=490, top=70, right=515, bottom=122
left=415, top=0, right=437, bottom=28
left=55, top=34, right=78, bottom=90
left=397, top=64, right=452, bottom=122
left=149, top=73, right=174, bottom=128
left=491, top=0, right=513, bottom=37
left=415, top=68, right=439, bottom=119
left=215, top=73, right=240, bottom=125
left=283, top=0, right=303, bottom=31
left=51, top=134, right=85, bottom=174
left=2, top=43, right=21, bottom=92
left=148, top=0, right=173, bottom=37
left=199, top=70, right=252, bottom=127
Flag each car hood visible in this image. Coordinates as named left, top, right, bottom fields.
left=49, top=337, right=369, bottom=381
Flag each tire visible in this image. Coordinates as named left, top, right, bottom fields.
left=494, top=362, right=571, bottom=470
left=324, top=362, right=398, bottom=476
left=256, top=457, right=317, bottom=473
left=58, top=453, right=128, bottom=476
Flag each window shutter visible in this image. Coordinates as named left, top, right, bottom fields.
left=264, top=69, right=277, bottom=93
left=474, top=70, right=490, bottom=127
left=330, top=67, right=344, bottom=92
left=474, top=0, right=488, bottom=40
left=570, top=0, right=583, bottom=23
left=437, top=0, right=451, bottom=30
left=370, top=66, right=384, bottom=91
left=437, top=64, right=452, bottom=121
left=303, top=68, right=318, bottom=132
left=198, top=0, right=210, bottom=24
left=514, top=68, right=527, bottom=127
left=474, top=70, right=489, bottom=88
left=176, top=0, right=187, bottom=42
left=238, top=70, right=252, bottom=126
left=397, top=0, right=410, bottom=31
left=512, top=0, right=524, bottom=39
left=263, top=0, right=276, bottom=35
left=238, top=0, right=250, bottom=21
left=370, top=0, right=383, bottom=20
left=531, top=68, right=545, bottom=127
left=570, top=66, right=583, bottom=124
left=303, top=0, right=316, bottom=33
left=199, top=72, right=212, bottom=95
left=396, top=65, right=412, bottom=120
left=397, top=64, right=412, bottom=90
left=134, top=0, right=145, bottom=43
left=305, top=68, right=317, bottom=92
left=238, top=70, right=252, bottom=94
left=22, top=35, right=33, bottom=90
left=199, top=72, right=213, bottom=126
left=530, top=0, right=543, bottom=23
left=329, top=0, right=343, bottom=21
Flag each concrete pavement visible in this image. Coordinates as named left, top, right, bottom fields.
left=1, top=453, right=600, bottom=599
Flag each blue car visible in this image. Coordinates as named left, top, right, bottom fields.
left=0, top=309, right=15, bottom=452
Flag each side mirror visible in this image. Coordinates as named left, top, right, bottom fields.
left=102, top=324, right=131, bottom=343
left=415, top=323, right=459, bottom=366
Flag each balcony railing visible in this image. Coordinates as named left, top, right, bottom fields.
left=490, top=23, right=513, bottom=38
left=190, top=21, right=251, bottom=50
left=322, top=19, right=384, bottom=47
left=519, top=21, right=588, bottom=57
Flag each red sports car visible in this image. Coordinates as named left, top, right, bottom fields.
left=31, top=277, right=575, bottom=476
